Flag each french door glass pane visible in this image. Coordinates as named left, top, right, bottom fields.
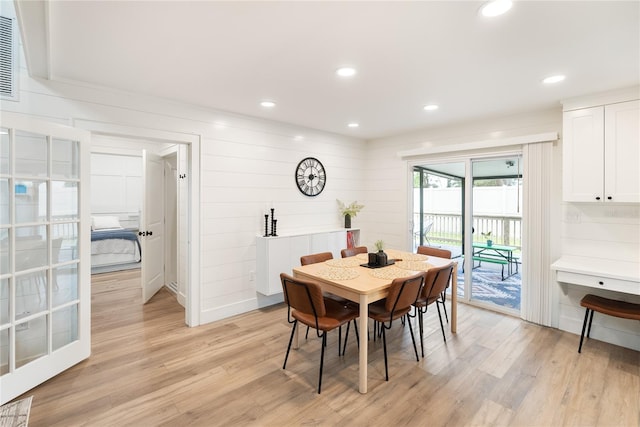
left=15, top=271, right=47, bottom=318
left=51, top=181, right=78, bottom=220
left=0, top=328, right=8, bottom=375
left=52, top=305, right=78, bottom=351
left=15, top=179, right=47, bottom=223
left=0, top=178, right=8, bottom=225
left=0, top=228, right=7, bottom=274
left=52, top=264, right=78, bottom=307
left=0, top=128, right=8, bottom=174
left=52, top=222, right=77, bottom=262
left=15, top=131, right=48, bottom=177
left=52, top=139, right=79, bottom=179
left=0, top=278, right=8, bottom=325
left=15, top=225, right=47, bottom=272
left=15, top=314, right=47, bottom=369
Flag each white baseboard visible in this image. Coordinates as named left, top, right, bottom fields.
left=199, top=293, right=283, bottom=325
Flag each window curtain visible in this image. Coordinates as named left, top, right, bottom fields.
left=521, top=141, right=554, bottom=325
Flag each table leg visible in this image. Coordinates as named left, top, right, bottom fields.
left=451, top=262, right=458, bottom=334
left=358, top=294, right=368, bottom=394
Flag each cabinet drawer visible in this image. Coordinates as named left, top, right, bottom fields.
left=556, top=271, right=640, bottom=295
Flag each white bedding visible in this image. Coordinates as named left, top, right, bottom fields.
left=91, top=237, right=141, bottom=267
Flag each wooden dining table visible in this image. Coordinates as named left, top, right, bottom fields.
left=292, top=249, right=457, bottom=394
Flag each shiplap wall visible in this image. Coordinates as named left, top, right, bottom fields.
left=557, top=202, right=640, bottom=351
left=2, top=47, right=367, bottom=324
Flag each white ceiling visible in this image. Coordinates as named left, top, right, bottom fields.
left=13, top=1, right=640, bottom=140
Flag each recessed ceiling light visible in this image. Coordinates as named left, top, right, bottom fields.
left=260, top=100, right=276, bottom=108
left=347, top=123, right=359, bottom=128
left=542, top=75, right=566, bottom=84
left=336, top=67, right=357, bottom=77
left=480, top=0, right=512, bottom=17
left=294, top=135, right=304, bottom=141
left=423, top=104, right=439, bottom=111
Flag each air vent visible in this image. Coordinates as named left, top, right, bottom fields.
left=0, top=15, right=17, bottom=100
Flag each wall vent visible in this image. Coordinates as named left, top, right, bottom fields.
left=0, top=15, right=18, bottom=101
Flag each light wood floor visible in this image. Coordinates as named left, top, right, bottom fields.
left=15, top=269, right=640, bottom=426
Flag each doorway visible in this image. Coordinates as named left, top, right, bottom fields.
left=89, top=137, right=186, bottom=309
left=412, top=154, right=523, bottom=314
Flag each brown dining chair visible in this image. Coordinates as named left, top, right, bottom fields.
left=340, top=246, right=368, bottom=258
left=368, top=272, right=424, bottom=381
left=413, top=262, right=454, bottom=358
left=417, top=245, right=452, bottom=323
left=299, top=252, right=359, bottom=341
left=280, top=273, right=359, bottom=393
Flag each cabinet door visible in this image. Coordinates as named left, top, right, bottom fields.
left=563, top=107, right=605, bottom=202
left=604, top=100, right=640, bottom=203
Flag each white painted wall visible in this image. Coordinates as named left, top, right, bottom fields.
left=1, top=52, right=367, bottom=325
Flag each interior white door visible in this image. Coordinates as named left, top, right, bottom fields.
left=0, top=112, right=91, bottom=405
left=141, top=150, right=165, bottom=303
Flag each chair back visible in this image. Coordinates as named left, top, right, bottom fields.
left=280, top=273, right=326, bottom=319
left=422, top=263, right=454, bottom=302
left=340, top=246, right=368, bottom=258
left=300, top=252, right=333, bottom=266
left=417, top=246, right=452, bottom=259
left=385, top=272, right=424, bottom=316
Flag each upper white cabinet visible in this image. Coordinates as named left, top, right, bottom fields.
left=563, top=99, right=639, bottom=203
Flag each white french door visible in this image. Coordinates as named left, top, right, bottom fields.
left=0, top=112, right=91, bottom=404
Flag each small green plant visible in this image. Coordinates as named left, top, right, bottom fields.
left=481, top=231, right=492, bottom=239
left=374, top=240, right=384, bottom=251
left=336, top=199, right=364, bottom=217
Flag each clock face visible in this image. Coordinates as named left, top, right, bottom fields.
left=295, top=157, right=326, bottom=197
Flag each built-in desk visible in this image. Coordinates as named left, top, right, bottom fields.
left=551, top=256, right=640, bottom=296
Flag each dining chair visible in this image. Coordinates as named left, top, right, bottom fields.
left=299, top=252, right=359, bottom=341
left=413, top=262, right=454, bottom=358
left=280, top=273, right=359, bottom=393
left=416, top=245, right=452, bottom=323
left=340, top=246, right=368, bottom=258
left=368, top=272, right=424, bottom=381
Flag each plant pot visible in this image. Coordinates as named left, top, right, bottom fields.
left=486, top=239, right=493, bottom=247
left=376, top=250, right=388, bottom=266
left=344, top=214, right=351, bottom=228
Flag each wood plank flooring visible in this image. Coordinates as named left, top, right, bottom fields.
left=14, top=269, right=640, bottom=426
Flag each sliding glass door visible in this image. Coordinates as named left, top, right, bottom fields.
left=412, top=153, right=523, bottom=314
left=470, top=157, right=522, bottom=312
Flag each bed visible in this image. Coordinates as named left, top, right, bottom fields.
left=91, top=216, right=141, bottom=272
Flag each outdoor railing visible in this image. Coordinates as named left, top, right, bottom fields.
left=414, top=213, right=522, bottom=251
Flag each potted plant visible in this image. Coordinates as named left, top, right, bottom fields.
left=336, top=199, right=364, bottom=228
left=481, top=231, right=493, bottom=246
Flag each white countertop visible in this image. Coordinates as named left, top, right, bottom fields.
left=551, top=256, right=640, bottom=283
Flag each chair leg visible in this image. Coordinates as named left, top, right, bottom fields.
left=353, top=320, right=360, bottom=347
left=342, top=322, right=350, bottom=356
left=407, top=314, right=419, bottom=362
left=441, top=291, right=449, bottom=323
left=578, top=308, right=590, bottom=353
left=305, top=325, right=309, bottom=340
left=283, top=320, right=298, bottom=369
left=587, top=309, right=595, bottom=338
left=318, top=332, right=326, bottom=394
left=418, top=306, right=425, bottom=358
left=435, top=302, right=446, bottom=343
left=338, top=325, right=342, bottom=354
left=382, top=327, right=389, bottom=381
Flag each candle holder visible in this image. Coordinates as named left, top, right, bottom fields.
left=264, top=214, right=269, bottom=237
left=271, top=219, right=278, bottom=237
left=270, top=208, right=275, bottom=236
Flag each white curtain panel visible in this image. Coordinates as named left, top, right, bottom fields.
left=521, top=141, right=554, bottom=325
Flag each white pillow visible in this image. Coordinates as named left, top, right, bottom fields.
left=92, top=216, right=122, bottom=230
